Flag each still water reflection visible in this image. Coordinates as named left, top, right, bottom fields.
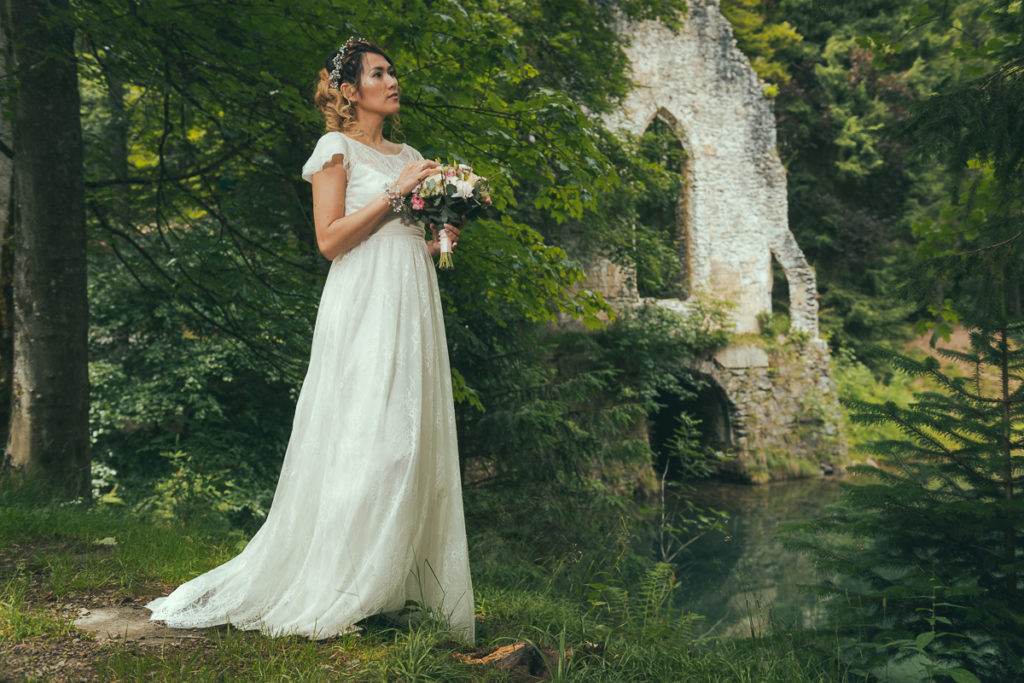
left=673, top=478, right=842, bottom=639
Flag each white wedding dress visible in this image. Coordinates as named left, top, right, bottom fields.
left=146, top=132, right=475, bottom=643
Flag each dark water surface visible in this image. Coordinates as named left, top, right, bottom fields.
left=673, top=477, right=843, bottom=639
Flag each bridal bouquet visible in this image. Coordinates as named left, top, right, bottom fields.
left=408, top=163, right=491, bottom=269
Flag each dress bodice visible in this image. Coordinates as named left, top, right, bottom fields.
left=301, top=132, right=423, bottom=240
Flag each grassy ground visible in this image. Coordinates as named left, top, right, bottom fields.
left=0, top=491, right=848, bottom=682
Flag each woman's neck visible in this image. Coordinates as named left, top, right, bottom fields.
left=351, top=113, right=386, bottom=148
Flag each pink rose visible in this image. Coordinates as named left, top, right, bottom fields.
left=411, top=195, right=425, bottom=210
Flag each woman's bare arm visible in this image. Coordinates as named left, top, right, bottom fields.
left=312, top=155, right=440, bottom=261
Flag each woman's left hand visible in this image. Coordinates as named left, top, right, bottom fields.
left=427, top=220, right=463, bottom=258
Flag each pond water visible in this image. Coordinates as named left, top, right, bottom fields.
left=672, top=477, right=843, bottom=639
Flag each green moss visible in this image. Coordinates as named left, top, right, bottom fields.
left=763, top=452, right=822, bottom=480
left=745, top=466, right=773, bottom=484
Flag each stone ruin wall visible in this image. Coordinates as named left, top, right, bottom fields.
left=694, top=343, right=844, bottom=482
left=580, top=0, right=847, bottom=480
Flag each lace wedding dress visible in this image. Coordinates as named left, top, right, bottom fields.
left=146, top=132, right=475, bottom=643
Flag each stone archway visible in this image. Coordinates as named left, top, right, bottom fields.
left=638, top=107, right=696, bottom=299
left=578, top=0, right=846, bottom=479
left=607, top=3, right=819, bottom=337
left=649, top=372, right=738, bottom=479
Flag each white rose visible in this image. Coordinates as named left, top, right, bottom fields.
left=421, top=172, right=444, bottom=197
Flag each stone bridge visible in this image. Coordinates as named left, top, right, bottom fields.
left=583, top=0, right=846, bottom=481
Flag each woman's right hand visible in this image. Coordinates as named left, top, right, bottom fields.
left=396, top=159, right=441, bottom=195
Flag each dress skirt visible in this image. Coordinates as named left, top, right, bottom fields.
left=147, top=219, right=475, bottom=643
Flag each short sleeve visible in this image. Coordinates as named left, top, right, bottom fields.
left=301, top=132, right=350, bottom=183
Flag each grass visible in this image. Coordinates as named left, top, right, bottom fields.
left=1, top=576, right=77, bottom=643
left=97, top=628, right=366, bottom=681
left=0, top=487, right=849, bottom=682
left=831, top=347, right=919, bottom=449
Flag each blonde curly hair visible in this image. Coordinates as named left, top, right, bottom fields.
left=313, top=39, right=402, bottom=138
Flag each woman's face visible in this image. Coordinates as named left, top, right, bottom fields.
left=348, top=52, right=400, bottom=118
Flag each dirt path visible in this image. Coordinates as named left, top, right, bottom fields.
left=73, top=606, right=208, bottom=645
left=1, top=596, right=212, bottom=682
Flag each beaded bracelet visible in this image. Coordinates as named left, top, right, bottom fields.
left=383, top=184, right=404, bottom=213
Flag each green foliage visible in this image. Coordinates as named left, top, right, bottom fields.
left=88, top=258, right=293, bottom=501
left=864, top=587, right=984, bottom=683
left=831, top=346, right=917, bottom=448
left=463, top=481, right=844, bottom=682
left=653, top=414, right=730, bottom=562
left=456, top=300, right=729, bottom=487
left=89, top=461, right=124, bottom=506
left=497, top=0, right=688, bottom=116
left=551, top=120, right=691, bottom=300
left=909, top=160, right=1024, bottom=325
left=758, top=311, right=792, bottom=339
left=665, top=412, right=731, bottom=481
left=788, top=322, right=1024, bottom=679
left=133, top=450, right=266, bottom=538
left=883, top=1, right=1024, bottom=326
left=633, top=117, right=688, bottom=298
left=758, top=0, right=1006, bottom=359
left=896, top=0, right=1024, bottom=189
left=585, top=561, right=701, bottom=646
left=70, top=0, right=707, bottom=503
left=721, top=0, right=803, bottom=93
left=784, top=11, right=1024, bottom=672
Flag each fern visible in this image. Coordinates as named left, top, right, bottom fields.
left=787, top=321, right=1024, bottom=679
left=585, top=561, right=700, bottom=646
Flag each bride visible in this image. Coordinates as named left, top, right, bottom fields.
left=146, top=38, right=475, bottom=644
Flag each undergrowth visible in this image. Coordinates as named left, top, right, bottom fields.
left=0, top=484, right=847, bottom=681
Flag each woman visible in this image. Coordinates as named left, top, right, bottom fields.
left=147, top=38, right=475, bottom=644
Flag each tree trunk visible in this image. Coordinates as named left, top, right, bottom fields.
left=0, top=0, right=14, bottom=450
left=2, top=0, right=90, bottom=498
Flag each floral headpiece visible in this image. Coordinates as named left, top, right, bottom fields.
left=328, top=36, right=366, bottom=90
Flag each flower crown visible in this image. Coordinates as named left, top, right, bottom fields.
left=328, top=37, right=366, bottom=91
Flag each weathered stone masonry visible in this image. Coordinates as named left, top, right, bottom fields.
left=582, top=0, right=847, bottom=479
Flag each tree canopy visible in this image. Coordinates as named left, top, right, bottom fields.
left=67, top=0, right=700, bottom=497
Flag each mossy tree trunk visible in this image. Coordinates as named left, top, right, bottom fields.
left=1, top=0, right=90, bottom=498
